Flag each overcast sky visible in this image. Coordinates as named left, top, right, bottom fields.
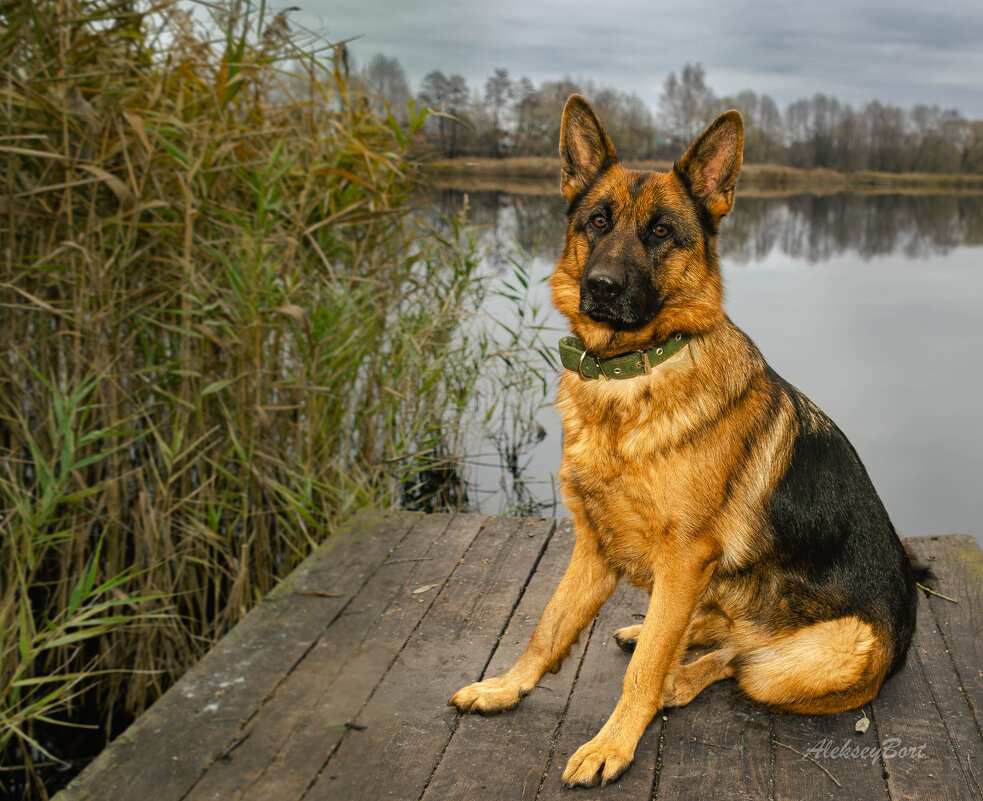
left=292, top=0, right=983, bottom=120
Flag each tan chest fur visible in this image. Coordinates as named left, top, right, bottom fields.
left=556, top=333, right=795, bottom=588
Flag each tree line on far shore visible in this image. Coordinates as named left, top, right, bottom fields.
left=357, top=56, right=983, bottom=174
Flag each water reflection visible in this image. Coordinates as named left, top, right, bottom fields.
left=427, top=189, right=983, bottom=545
left=428, top=189, right=983, bottom=267
left=424, top=188, right=567, bottom=270
left=723, top=194, right=983, bottom=263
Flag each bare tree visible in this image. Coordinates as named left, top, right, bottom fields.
left=756, top=94, right=783, bottom=160
left=364, top=53, right=411, bottom=113
left=511, top=78, right=582, bottom=156
left=784, top=98, right=813, bottom=167
left=863, top=101, right=911, bottom=172
left=512, top=76, right=536, bottom=153
left=910, top=105, right=964, bottom=173
left=962, top=121, right=983, bottom=173
left=420, top=71, right=470, bottom=157
left=659, top=63, right=716, bottom=150
left=484, top=68, right=514, bottom=157
left=591, top=88, right=655, bottom=160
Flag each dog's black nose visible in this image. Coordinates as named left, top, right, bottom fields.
left=587, top=269, right=624, bottom=301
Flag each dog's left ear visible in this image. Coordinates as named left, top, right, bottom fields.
left=675, top=110, right=744, bottom=221
left=559, top=95, right=619, bottom=204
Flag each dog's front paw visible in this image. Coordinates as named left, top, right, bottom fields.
left=561, top=736, right=634, bottom=787
left=448, top=676, right=529, bottom=715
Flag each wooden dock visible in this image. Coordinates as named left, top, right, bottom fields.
left=54, top=512, right=983, bottom=801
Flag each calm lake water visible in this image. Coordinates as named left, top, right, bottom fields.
left=434, top=189, right=983, bottom=546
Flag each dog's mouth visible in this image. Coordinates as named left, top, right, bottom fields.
left=579, top=295, right=662, bottom=330
left=578, top=264, right=664, bottom=330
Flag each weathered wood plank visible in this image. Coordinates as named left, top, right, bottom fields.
left=907, top=536, right=983, bottom=741
left=900, top=597, right=983, bottom=799
left=185, top=512, right=487, bottom=801
left=867, top=536, right=983, bottom=801
left=771, top=705, right=885, bottom=801
left=871, top=591, right=979, bottom=801
left=420, top=520, right=587, bottom=801
left=52, top=509, right=416, bottom=801
left=536, top=581, right=660, bottom=801
left=51, top=524, right=983, bottom=801
left=656, top=675, right=772, bottom=801
left=302, top=515, right=557, bottom=801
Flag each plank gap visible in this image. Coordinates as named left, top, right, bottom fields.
left=416, top=518, right=558, bottom=801
left=534, top=613, right=601, bottom=801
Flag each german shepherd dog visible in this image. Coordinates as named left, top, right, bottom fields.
left=450, top=96, right=921, bottom=788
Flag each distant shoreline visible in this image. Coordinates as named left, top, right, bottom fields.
left=421, top=157, right=983, bottom=195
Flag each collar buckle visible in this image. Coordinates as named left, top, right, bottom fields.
left=578, top=349, right=609, bottom=380
left=577, top=349, right=592, bottom=380
left=595, top=356, right=609, bottom=380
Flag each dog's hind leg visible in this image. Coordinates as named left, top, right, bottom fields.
left=613, top=623, right=642, bottom=652
left=449, top=532, right=619, bottom=715
left=615, top=610, right=724, bottom=653
left=662, top=649, right=735, bottom=707
left=735, top=616, right=892, bottom=714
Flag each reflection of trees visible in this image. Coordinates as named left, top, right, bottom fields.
left=718, top=197, right=785, bottom=262
left=429, top=190, right=983, bottom=267
left=511, top=194, right=567, bottom=257
left=720, top=194, right=983, bottom=263
left=959, top=197, right=983, bottom=247
left=427, top=190, right=567, bottom=271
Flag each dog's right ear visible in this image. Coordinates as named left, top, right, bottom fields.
left=559, top=95, right=619, bottom=204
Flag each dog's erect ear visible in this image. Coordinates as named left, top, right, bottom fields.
left=559, top=95, right=619, bottom=204
left=675, top=110, right=744, bottom=221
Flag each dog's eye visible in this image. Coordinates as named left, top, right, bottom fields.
left=654, top=224, right=670, bottom=239
left=591, top=214, right=607, bottom=230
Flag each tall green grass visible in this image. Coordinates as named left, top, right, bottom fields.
left=0, top=0, right=500, bottom=793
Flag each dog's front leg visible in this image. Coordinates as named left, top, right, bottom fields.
left=562, top=542, right=718, bottom=787
left=449, top=533, right=618, bottom=715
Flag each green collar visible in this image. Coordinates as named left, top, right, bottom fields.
left=558, top=332, right=691, bottom=380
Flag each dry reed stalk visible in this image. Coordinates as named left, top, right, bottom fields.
left=0, top=1, right=490, bottom=793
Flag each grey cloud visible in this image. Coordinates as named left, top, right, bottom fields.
left=296, top=0, right=983, bottom=118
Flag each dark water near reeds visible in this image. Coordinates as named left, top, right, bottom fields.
left=438, top=190, right=983, bottom=546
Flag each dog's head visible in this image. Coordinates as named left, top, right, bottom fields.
left=550, top=95, right=744, bottom=357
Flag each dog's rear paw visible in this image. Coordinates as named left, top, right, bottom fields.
left=561, top=737, right=634, bottom=787
left=448, top=676, right=529, bottom=715
left=613, top=624, right=641, bottom=653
